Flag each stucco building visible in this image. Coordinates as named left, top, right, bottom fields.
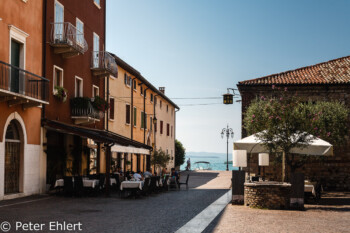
left=0, top=0, right=49, bottom=200
left=238, top=56, right=350, bottom=190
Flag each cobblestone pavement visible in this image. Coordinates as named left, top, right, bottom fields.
left=210, top=192, right=350, bottom=233
left=0, top=171, right=230, bottom=233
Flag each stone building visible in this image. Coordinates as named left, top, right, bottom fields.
left=237, top=56, right=350, bottom=190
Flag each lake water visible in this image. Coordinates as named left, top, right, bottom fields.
left=180, top=155, right=238, bottom=171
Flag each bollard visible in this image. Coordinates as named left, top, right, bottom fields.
left=232, top=170, right=245, bottom=205
left=290, top=173, right=305, bottom=210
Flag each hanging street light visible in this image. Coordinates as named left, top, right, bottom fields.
left=223, top=88, right=238, bottom=105
left=221, top=124, right=234, bottom=171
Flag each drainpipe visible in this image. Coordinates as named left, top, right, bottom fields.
left=175, top=108, right=179, bottom=168
left=154, top=95, right=159, bottom=150
left=41, top=0, right=47, bottom=120
left=143, top=87, right=149, bottom=144
left=131, top=78, right=136, bottom=140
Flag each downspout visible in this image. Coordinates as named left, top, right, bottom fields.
left=41, top=0, right=47, bottom=120
left=154, top=95, right=159, bottom=150
left=175, top=108, right=180, bottom=168
left=143, top=87, right=149, bottom=144
left=131, top=78, right=136, bottom=140
left=104, top=1, right=108, bottom=131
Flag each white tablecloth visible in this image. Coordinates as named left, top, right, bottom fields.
left=120, top=181, right=144, bottom=191
left=54, top=179, right=99, bottom=188
left=110, top=178, right=117, bottom=186
left=304, top=184, right=315, bottom=195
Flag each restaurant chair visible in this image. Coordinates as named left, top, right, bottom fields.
left=168, top=177, right=179, bottom=191
left=149, top=176, right=157, bottom=194
left=98, top=174, right=106, bottom=193
left=63, top=176, right=74, bottom=196
left=178, top=174, right=190, bottom=190
left=141, top=177, right=151, bottom=196
left=74, top=176, right=84, bottom=197
left=162, top=175, right=169, bottom=191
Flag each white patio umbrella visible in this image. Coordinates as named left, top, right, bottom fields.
left=233, top=132, right=333, bottom=156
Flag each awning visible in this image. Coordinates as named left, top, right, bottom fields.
left=42, top=119, right=153, bottom=150
left=111, top=145, right=151, bottom=155
left=233, top=132, right=333, bottom=156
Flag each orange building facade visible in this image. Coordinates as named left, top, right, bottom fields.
left=0, top=0, right=49, bottom=200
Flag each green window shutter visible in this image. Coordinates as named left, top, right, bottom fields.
left=141, top=112, right=144, bottom=129
left=133, top=107, right=137, bottom=126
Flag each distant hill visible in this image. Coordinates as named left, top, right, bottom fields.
left=185, top=151, right=232, bottom=159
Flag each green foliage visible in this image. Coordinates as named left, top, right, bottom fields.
left=151, top=149, right=171, bottom=169
left=243, top=86, right=349, bottom=179
left=54, top=86, right=68, bottom=102
left=91, top=96, right=110, bottom=112
left=70, top=97, right=91, bottom=109
left=175, top=139, right=186, bottom=167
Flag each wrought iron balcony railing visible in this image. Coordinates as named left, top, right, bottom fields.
left=50, top=22, right=88, bottom=55
left=0, top=60, right=49, bottom=103
left=70, top=97, right=103, bottom=124
left=91, top=51, right=118, bottom=77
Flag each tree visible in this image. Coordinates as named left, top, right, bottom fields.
left=151, top=149, right=170, bottom=172
left=175, top=139, right=186, bottom=167
left=244, top=86, right=349, bottom=181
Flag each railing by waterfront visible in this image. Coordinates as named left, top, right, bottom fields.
left=0, top=61, right=49, bottom=102
left=70, top=97, right=102, bottom=120
left=91, top=51, right=118, bottom=76
left=50, top=22, right=88, bottom=54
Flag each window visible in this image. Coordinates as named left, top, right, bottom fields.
left=124, top=73, right=131, bottom=87
left=160, top=121, right=163, bottom=134
left=150, top=93, right=153, bottom=102
left=92, top=85, right=99, bottom=97
left=125, top=104, right=131, bottom=124
left=167, top=105, right=169, bottom=112
left=140, top=85, right=143, bottom=95
left=93, top=33, right=99, bottom=68
left=141, top=111, right=145, bottom=129
left=109, top=97, right=115, bottom=120
left=76, top=18, right=84, bottom=47
left=53, top=65, right=63, bottom=92
left=154, top=97, right=157, bottom=105
left=54, top=0, right=64, bottom=40
left=155, top=120, right=157, bottom=132
left=167, top=123, right=170, bottom=136
left=94, top=0, right=101, bottom=8
left=75, top=76, right=83, bottom=97
left=150, top=117, right=153, bottom=130
left=133, top=80, right=137, bottom=91
left=171, top=126, right=173, bottom=137
left=144, top=89, right=147, bottom=98
left=133, top=107, right=137, bottom=127
left=160, top=100, right=162, bottom=109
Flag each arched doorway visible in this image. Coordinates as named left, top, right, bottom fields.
left=4, top=120, right=23, bottom=194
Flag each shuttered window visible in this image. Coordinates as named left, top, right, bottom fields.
left=167, top=123, right=170, bottom=136
left=160, top=121, right=163, bottom=134
left=141, top=111, right=145, bottom=129
left=109, top=98, right=115, bottom=120
left=133, top=107, right=137, bottom=126
left=125, top=104, right=130, bottom=124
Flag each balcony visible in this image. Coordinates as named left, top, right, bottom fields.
left=0, top=61, right=49, bottom=109
left=50, top=22, right=88, bottom=58
left=91, top=51, right=118, bottom=77
left=70, top=97, right=103, bottom=125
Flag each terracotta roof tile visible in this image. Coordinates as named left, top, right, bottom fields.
left=238, top=56, right=350, bottom=85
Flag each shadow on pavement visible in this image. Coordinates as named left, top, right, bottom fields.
left=180, top=171, right=220, bottom=189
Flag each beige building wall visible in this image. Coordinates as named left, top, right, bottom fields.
left=108, top=67, right=132, bottom=138
left=155, top=95, right=176, bottom=170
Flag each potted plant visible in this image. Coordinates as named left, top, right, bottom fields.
left=54, top=86, right=68, bottom=102
left=91, top=96, right=110, bottom=112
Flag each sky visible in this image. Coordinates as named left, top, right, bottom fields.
left=106, top=0, right=350, bottom=153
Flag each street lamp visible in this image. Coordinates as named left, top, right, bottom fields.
left=221, top=125, right=234, bottom=171
left=223, top=88, right=238, bottom=105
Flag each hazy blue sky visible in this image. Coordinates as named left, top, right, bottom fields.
left=106, top=0, right=350, bottom=153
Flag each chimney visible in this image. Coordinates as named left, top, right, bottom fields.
left=159, top=87, right=165, bottom=94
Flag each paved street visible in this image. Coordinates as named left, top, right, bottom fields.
left=0, top=171, right=231, bottom=233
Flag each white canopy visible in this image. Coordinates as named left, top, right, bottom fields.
left=111, top=145, right=151, bottom=155
left=233, top=133, right=333, bottom=156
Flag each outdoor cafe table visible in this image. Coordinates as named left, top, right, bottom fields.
left=120, top=181, right=144, bottom=191
left=55, top=178, right=117, bottom=188
left=54, top=178, right=99, bottom=188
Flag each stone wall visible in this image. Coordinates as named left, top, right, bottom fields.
left=238, top=84, right=350, bottom=190
left=244, top=183, right=291, bottom=209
